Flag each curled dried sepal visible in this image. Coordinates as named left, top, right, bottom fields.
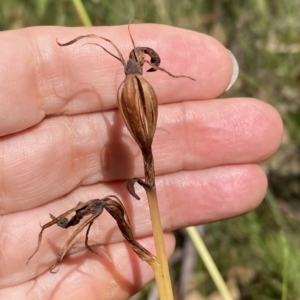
left=104, top=197, right=154, bottom=262
left=27, top=195, right=155, bottom=272
left=126, top=177, right=153, bottom=200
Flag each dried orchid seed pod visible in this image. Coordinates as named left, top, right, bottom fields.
left=118, top=74, right=158, bottom=152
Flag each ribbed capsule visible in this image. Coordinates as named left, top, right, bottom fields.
left=118, top=74, right=158, bottom=152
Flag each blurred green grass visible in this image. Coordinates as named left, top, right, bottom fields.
left=1, top=0, right=300, bottom=299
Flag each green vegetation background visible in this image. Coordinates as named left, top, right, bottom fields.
left=1, top=0, right=300, bottom=299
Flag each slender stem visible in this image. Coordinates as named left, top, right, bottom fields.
left=186, top=226, right=233, bottom=300
left=281, top=232, right=288, bottom=300
left=143, top=151, right=174, bottom=300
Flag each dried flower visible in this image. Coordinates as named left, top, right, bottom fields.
left=27, top=195, right=155, bottom=272
left=56, top=27, right=194, bottom=157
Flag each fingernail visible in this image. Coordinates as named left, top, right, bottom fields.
left=226, top=50, right=239, bottom=91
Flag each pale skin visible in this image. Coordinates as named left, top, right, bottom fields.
left=0, top=24, right=283, bottom=299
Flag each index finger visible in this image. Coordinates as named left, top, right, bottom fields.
left=0, top=24, right=233, bottom=136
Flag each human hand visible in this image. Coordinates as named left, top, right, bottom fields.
left=0, top=24, right=282, bottom=299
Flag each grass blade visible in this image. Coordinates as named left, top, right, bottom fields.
left=186, top=226, right=233, bottom=300
left=71, top=0, right=92, bottom=26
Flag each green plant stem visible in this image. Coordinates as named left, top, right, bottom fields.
left=72, top=0, right=92, bottom=26
left=281, top=232, right=288, bottom=300
left=186, top=226, right=233, bottom=300
left=143, top=151, right=174, bottom=300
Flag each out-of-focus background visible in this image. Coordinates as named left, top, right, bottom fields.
left=1, top=1, right=299, bottom=299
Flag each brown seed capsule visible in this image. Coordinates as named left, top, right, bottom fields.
left=118, top=74, right=158, bottom=152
